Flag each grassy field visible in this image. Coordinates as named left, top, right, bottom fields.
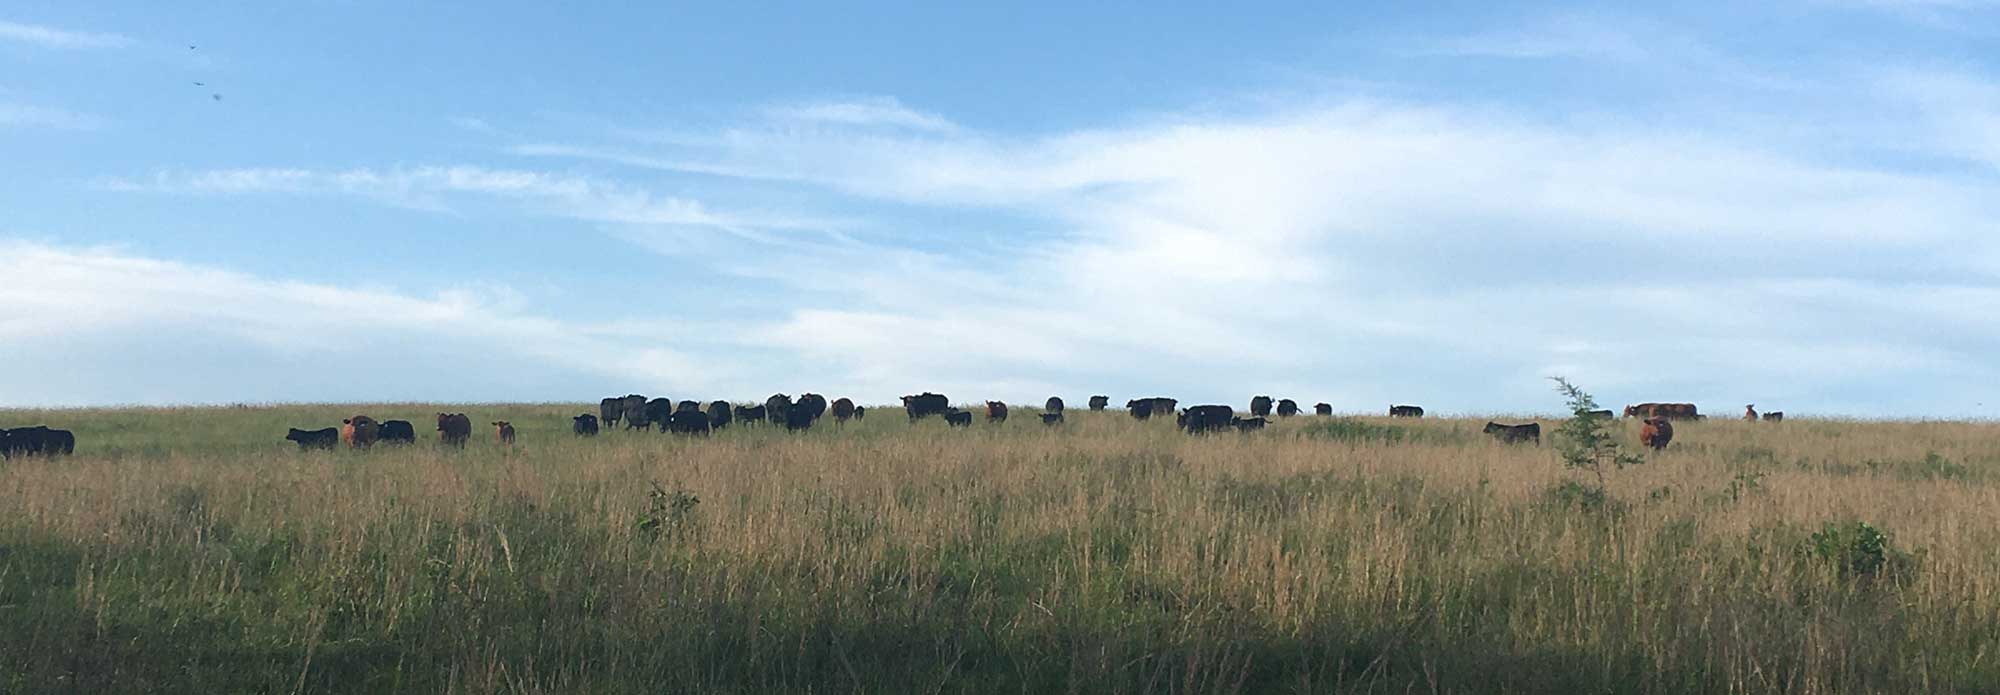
left=1, top=404, right=1997, bottom=694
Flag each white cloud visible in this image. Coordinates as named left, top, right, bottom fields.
left=765, top=96, right=959, bottom=132
left=0, top=20, right=131, bottom=49
left=0, top=102, right=105, bottom=130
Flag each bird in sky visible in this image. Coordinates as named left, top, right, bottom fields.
left=211, top=93, right=223, bottom=101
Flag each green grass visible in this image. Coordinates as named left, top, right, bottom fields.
left=1, top=405, right=1997, bottom=693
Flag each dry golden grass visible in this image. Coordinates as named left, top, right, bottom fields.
left=1, top=404, right=1996, bottom=693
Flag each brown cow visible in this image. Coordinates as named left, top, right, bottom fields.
left=831, top=397, right=856, bottom=423
left=1641, top=417, right=1674, bottom=450
left=340, top=416, right=379, bottom=448
left=436, top=413, right=472, bottom=448
left=1743, top=404, right=1758, bottom=421
left=493, top=421, right=516, bottom=446
left=1623, top=403, right=1700, bottom=420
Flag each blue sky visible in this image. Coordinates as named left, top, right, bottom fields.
left=2, top=2, right=1997, bottom=416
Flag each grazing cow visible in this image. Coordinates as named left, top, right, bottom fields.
left=1232, top=416, right=1267, bottom=432
left=1389, top=405, right=1424, bottom=418
left=1743, top=405, right=1758, bottom=422
left=902, top=393, right=950, bottom=421
left=943, top=410, right=973, bottom=427
left=1276, top=399, right=1300, bottom=417
left=2, top=426, right=71, bottom=458
left=1178, top=405, right=1235, bottom=434
left=377, top=420, right=417, bottom=445
left=1584, top=409, right=1616, bottom=419
left=1641, top=417, right=1674, bottom=450
left=285, top=427, right=339, bottom=450
left=668, top=410, right=712, bottom=436
left=641, top=398, right=673, bottom=431
left=573, top=414, right=600, bottom=436
left=782, top=401, right=816, bottom=432
left=618, top=395, right=647, bottom=429
left=341, top=416, right=380, bottom=449
left=599, top=397, right=625, bottom=430
left=1128, top=398, right=1177, bottom=421
left=493, top=421, right=516, bottom=445
left=986, top=401, right=1009, bottom=422
left=1315, top=403, right=1333, bottom=416
left=436, top=413, right=472, bottom=448
left=707, top=401, right=733, bottom=430
left=1041, top=412, right=1064, bottom=426
left=1623, top=403, right=1700, bottom=420
left=797, top=393, right=828, bottom=422
left=1088, top=395, right=1109, bottom=411
left=832, top=397, right=856, bottom=423
left=1250, top=396, right=1274, bottom=418
left=766, top=394, right=794, bottom=424
left=1763, top=412, right=1784, bottom=422
left=1046, top=396, right=1065, bottom=414
left=1483, top=421, right=1541, bottom=445
left=734, top=404, right=767, bottom=424
left=677, top=400, right=703, bottom=414
left=854, top=406, right=866, bottom=420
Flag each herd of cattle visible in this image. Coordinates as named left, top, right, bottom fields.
left=0, top=396, right=1776, bottom=457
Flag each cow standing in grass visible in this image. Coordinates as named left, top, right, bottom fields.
left=437, top=413, right=472, bottom=448
left=573, top=414, right=599, bottom=436
left=1641, top=418, right=1674, bottom=451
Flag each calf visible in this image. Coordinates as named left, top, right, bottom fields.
left=573, top=414, right=600, bottom=436
left=341, top=416, right=380, bottom=449
left=493, top=421, right=516, bottom=446
left=1232, top=416, right=1267, bottom=432
left=1762, top=411, right=1784, bottom=422
left=1040, top=412, right=1064, bottom=426
left=1088, top=395, right=1109, bottom=411
left=943, top=410, right=973, bottom=427
left=1641, top=417, right=1674, bottom=451
left=1483, top=421, right=1540, bottom=445
left=285, top=427, right=339, bottom=450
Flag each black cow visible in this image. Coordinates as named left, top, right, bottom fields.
left=1483, top=422, right=1541, bottom=445
left=854, top=406, right=866, bottom=420
left=1389, top=405, right=1424, bottom=418
left=1276, top=399, right=1299, bottom=417
left=832, top=397, right=856, bottom=423
left=1232, top=416, right=1267, bottom=432
left=677, top=400, right=702, bottom=414
left=1763, top=411, right=1785, bottom=422
left=1314, top=403, right=1333, bottom=416
left=734, top=404, right=767, bottom=424
left=599, top=397, right=624, bottom=430
left=1178, top=405, right=1234, bottom=434
left=902, top=392, right=950, bottom=421
left=1250, top=396, right=1274, bottom=417
left=797, top=393, right=828, bottom=422
left=943, top=410, right=973, bottom=427
left=784, top=401, right=816, bottom=432
left=618, top=395, right=647, bottom=430
left=1045, top=396, right=1065, bottom=414
left=765, top=394, right=793, bottom=424
left=1128, top=400, right=1154, bottom=420
left=667, top=410, right=711, bottom=436
left=986, top=401, right=1009, bottom=423
left=640, top=398, right=673, bottom=431
left=707, top=401, right=733, bottom=430
left=1128, top=397, right=1177, bottom=421
left=1041, top=412, right=1064, bottom=426
left=1088, top=395, right=1109, bottom=411
left=285, top=427, right=339, bottom=450
left=573, top=414, right=600, bottom=436
left=377, top=419, right=417, bottom=444
left=3, top=426, right=73, bottom=458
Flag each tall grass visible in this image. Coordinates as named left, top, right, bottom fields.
left=1, top=406, right=1997, bottom=693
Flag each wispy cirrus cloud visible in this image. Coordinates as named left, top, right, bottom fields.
left=0, top=20, right=131, bottom=49
left=764, top=96, right=959, bottom=133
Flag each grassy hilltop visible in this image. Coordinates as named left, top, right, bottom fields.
left=1, top=405, right=1997, bottom=694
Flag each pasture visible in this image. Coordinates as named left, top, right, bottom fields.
left=1, top=404, right=1997, bottom=694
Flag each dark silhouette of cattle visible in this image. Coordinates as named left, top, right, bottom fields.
left=766, top=394, right=794, bottom=424
left=1314, top=403, right=1333, bottom=416
left=1127, top=398, right=1177, bottom=421
left=599, top=397, right=625, bottom=430
left=1089, top=395, right=1109, bottom=411
left=677, top=400, right=702, bottom=414
left=707, top=401, right=733, bottom=429
left=854, top=406, right=866, bottom=420
left=1128, top=400, right=1154, bottom=420
left=1250, top=396, right=1274, bottom=417
left=1178, top=405, right=1234, bottom=434
left=986, top=401, right=1008, bottom=422
left=437, top=413, right=472, bottom=448
left=832, top=397, right=856, bottom=423
left=1045, top=396, right=1064, bottom=414
left=1483, top=421, right=1540, bottom=445
left=1743, top=404, right=1758, bottom=422
left=1763, top=411, right=1784, bottom=422
left=1041, top=412, right=1064, bottom=426
left=1276, top=399, right=1299, bottom=417
left=943, top=410, right=973, bottom=427
left=1641, top=417, right=1675, bottom=450
left=377, top=419, right=416, bottom=445
left=784, top=401, right=816, bottom=432
left=734, top=404, right=767, bottom=424
left=341, top=416, right=380, bottom=449
left=618, top=395, right=647, bottom=429
left=1584, top=409, right=1616, bottom=419
left=4, top=426, right=75, bottom=458
left=492, top=421, right=516, bottom=446
left=285, top=427, right=338, bottom=450
left=573, top=414, right=599, bottom=436
left=641, top=398, right=673, bottom=431
left=1389, top=405, right=1424, bottom=418
left=668, top=411, right=712, bottom=436
left=902, top=393, right=950, bottom=421
left=1623, top=403, right=1700, bottom=420
left=797, top=393, right=828, bottom=421
left=1232, top=416, right=1267, bottom=432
